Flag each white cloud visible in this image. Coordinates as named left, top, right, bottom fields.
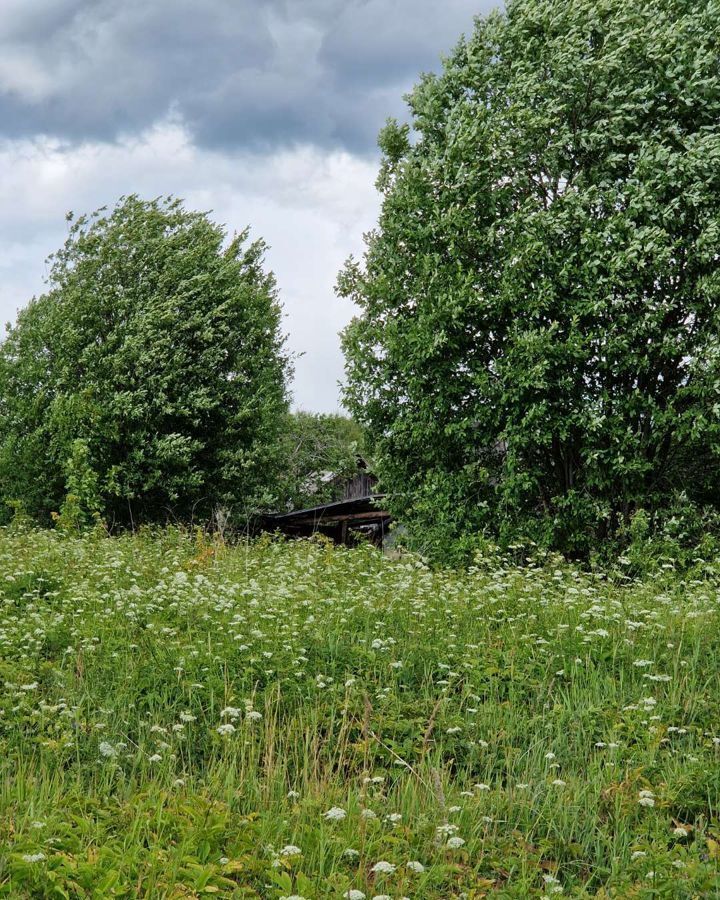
left=0, top=121, right=379, bottom=411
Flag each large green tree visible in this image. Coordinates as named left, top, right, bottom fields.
left=0, top=196, right=290, bottom=527
left=339, top=0, right=720, bottom=557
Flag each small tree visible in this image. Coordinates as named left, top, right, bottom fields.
left=339, top=0, right=720, bottom=557
left=277, top=411, right=364, bottom=510
left=0, top=196, right=290, bottom=527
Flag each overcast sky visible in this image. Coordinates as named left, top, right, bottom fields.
left=0, top=0, right=495, bottom=411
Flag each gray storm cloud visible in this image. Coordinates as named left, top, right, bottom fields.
left=0, top=0, right=498, bottom=410
left=0, top=0, right=488, bottom=151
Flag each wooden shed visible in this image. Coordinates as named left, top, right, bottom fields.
left=262, top=494, right=390, bottom=546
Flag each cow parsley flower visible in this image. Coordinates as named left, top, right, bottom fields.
left=371, top=861, right=396, bottom=875
left=543, top=873, right=563, bottom=894
left=324, top=806, right=347, bottom=821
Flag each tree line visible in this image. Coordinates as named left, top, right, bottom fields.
left=2, top=0, right=719, bottom=560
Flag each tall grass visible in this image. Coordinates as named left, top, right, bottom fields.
left=0, top=527, right=719, bottom=897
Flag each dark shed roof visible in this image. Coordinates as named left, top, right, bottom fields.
left=261, top=494, right=391, bottom=545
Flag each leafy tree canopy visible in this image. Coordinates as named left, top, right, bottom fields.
left=277, top=411, right=365, bottom=511
left=339, top=0, right=720, bottom=559
left=0, top=195, right=290, bottom=527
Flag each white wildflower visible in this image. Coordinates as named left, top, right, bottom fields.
left=324, top=806, right=347, bottom=821
left=371, top=861, right=396, bottom=875
left=446, top=836, right=466, bottom=849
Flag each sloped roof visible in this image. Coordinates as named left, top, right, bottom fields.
left=264, top=493, right=387, bottom=523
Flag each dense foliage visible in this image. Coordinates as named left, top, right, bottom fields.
left=277, top=411, right=365, bottom=511
left=0, top=196, right=290, bottom=528
left=1, top=529, right=719, bottom=896
left=340, top=0, right=720, bottom=558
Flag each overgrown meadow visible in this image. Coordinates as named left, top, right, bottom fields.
left=1, top=528, right=719, bottom=898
